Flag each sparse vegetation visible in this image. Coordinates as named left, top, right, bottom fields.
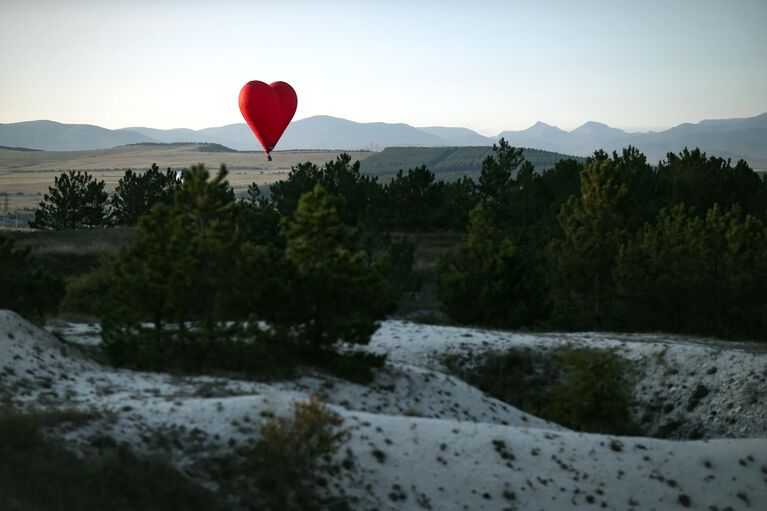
left=0, top=235, right=64, bottom=321
left=0, top=410, right=228, bottom=511
left=214, top=397, right=351, bottom=511
left=546, top=347, right=637, bottom=434
left=445, top=346, right=637, bottom=435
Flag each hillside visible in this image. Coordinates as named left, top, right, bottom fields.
left=278, top=115, right=452, bottom=150
left=3, top=113, right=765, bottom=169
left=0, top=120, right=156, bottom=151
left=2, top=310, right=765, bottom=510
left=500, top=113, right=767, bottom=168
left=360, top=146, right=585, bottom=180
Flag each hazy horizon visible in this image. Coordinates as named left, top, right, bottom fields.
left=6, top=112, right=765, bottom=138
left=1, top=0, right=765, bottom=136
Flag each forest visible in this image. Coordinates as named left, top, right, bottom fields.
left=4, top=140, right=766, bottom=364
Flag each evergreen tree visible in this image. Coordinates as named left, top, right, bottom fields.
left=110, top=164, right=179, bottom=225
left=382, top=237, right=419, bottom=296
left=436, top=204, right=542, bottom=327
left=384, top=165, right=444, bottom=230
left=548, top=159, right=630, bottom=328
left=609, top=146, right=662, bottom=228
left=278, top=184, right=395, bottom=348
left=658, top=148, right=767, bottom=219
left=101, top=165, right=239, bottom=368
left=30, top=170, right=109, bottom=229
left=526, top=157, right=584, bottom=250
left=270, top=154, right=382, bottom=226
left=612, top=205, right=706, bottom=332
left=237, top=183, right=283, bottom=247
left=438, top=176, right=479, bottom=231
left=477, top=138, right=525, bottom=222
left=0, top=236, right=64, bottom=321
left=614, top=204, right=767, bottom=340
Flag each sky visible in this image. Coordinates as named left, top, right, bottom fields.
left=1, top=0, right=766, bottom=135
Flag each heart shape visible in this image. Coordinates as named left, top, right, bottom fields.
left=238, top=80, right=297, bottom=154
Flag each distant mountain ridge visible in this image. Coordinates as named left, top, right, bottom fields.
left=0, top=120, right=157, bottom=151
left=1, top=113, right=765, bottom=169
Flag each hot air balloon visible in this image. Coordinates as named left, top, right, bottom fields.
left=238, top=81, right=297, bottom=160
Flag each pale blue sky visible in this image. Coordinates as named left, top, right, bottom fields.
left=1, top=0, right=765, bottom=134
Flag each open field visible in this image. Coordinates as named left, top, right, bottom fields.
left=0, top=144, right=373, bottom=211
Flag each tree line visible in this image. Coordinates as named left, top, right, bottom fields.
left=3, top=139, right=765, bottom=372
left=437, top=144, right=767, bottom=341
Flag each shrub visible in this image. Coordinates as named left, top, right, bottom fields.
left=545, top=347, right=637, bottom=434
left=445, top=346, right=637, bottom=435
left=443, top=348, right=556, bottom=419
left=0, top=410, right=227, bottom=511
left=216, top=397, right=351, bottom=511
left=0, top=236, right=64, bottom=321
left=60, top=262, right=115, bottom=316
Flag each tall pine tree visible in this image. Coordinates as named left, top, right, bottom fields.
left=101, top=164, right=239, bottom=368
left=278, top=184, right=395, bottom=349
left=548, top=159, right=630, bottom=328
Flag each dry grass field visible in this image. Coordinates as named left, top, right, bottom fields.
left=0, top=144, right=373, bottom=211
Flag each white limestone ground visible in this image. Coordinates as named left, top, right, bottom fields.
left=369, top=321, right=767, bottom=440
left=1, top=310, right=766, bottom=510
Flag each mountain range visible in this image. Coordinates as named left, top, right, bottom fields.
left=1, top=113, right=765, bottom=169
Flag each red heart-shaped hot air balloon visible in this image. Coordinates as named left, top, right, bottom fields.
left=238, top=80, right=297, bottom=155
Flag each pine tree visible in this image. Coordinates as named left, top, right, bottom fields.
left=548, top=159, right=630, bottom=328
left=614, top=204, right=767, bottom=340
left=612, top=205, right=704, bottom=331
left=30, top=170, right=109, bottom=229
left=237, top=183, right=283, bottom=247
left=101, top=164, right=239, bottom=368
left=269, top=153, right=382, bottom=226
left=477, top=138, right=525, bottom=222
left=384, top=165, right=443, bottom=230
left=110, top=164, right=179, bottom=225
left=278, top=184, right=394, bottom=348
left=436, top=204, right=541, bottom=327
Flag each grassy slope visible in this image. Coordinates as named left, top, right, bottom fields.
left=0, top=145, right=373, bottom=210
left=360, top=146, right=585, bottom=181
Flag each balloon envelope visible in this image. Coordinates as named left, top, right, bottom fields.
left=238, top=81, right=297, bottom=154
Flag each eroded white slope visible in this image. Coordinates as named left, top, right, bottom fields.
left=340, top=412, right=767, bottom=511
left=2, top=311, right=766, bottom=511
left=370, top=321, right=767, bottom=439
